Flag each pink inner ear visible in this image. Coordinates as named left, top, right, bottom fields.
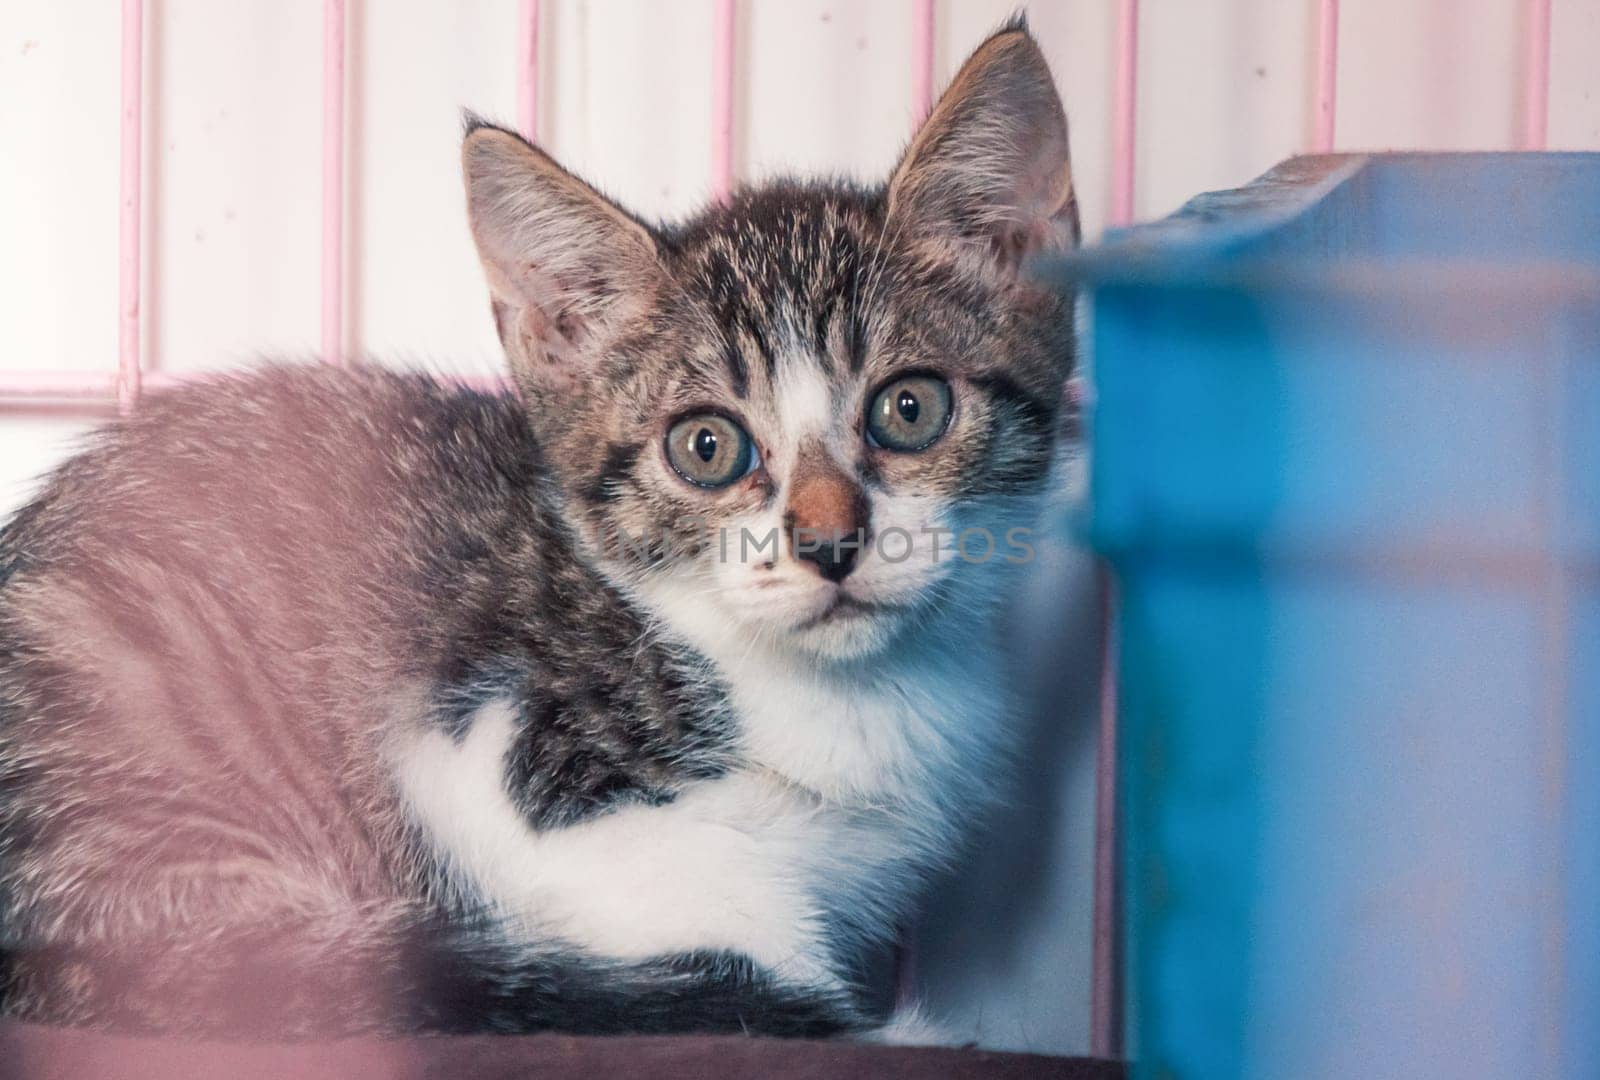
left=997, top=190, right=1077, bottom=269
left=1012, top=128, right=1073, bottom=209
left=505, top=260, right=590, bottom=358
left=514, top=299, right=577, bottom=374
left=1015, top=151, right=1079, bottom=255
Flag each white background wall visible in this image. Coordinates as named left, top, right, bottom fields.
left=3, top=0, right=1600, bottom=1055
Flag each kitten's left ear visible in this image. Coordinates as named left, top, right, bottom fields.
left=887, top=19, right=1079, bottom=272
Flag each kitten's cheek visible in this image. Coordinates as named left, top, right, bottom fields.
left=848, top=514, right=961, bottom=603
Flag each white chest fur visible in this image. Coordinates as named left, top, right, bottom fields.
left=391, top=634, right=1005, bottom=988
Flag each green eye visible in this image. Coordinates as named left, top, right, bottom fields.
left=866, top=374, right=952, bottom=452
left=665, top=413, right=759, bottom=488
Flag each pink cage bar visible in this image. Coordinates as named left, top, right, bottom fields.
left=1523, top=0, right=1552, bottom=149
left=912, top=0, right=936, bottom=121
left=710, top=0, right=737, bottom=203
left=0, top=2, right=1558, bottom=410
left=115, top=0, right=143, bottom=413
left=517, top=0, right=541, bottom=141
left=0, top=0, right=1569, bottom=1060
left=1312, top=0, right=1339, bottom=153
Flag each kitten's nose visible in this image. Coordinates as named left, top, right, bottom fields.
left=796, top=536, right=860, bottom=583
left=785, top=456, right=868, bottom=584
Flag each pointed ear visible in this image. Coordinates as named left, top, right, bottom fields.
left=887, top=21, right=1079, bottom=274
left=462, top=120, right=663, bottom=390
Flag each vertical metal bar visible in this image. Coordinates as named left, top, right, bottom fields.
left=912, top=0, right=935, bottom=121
left=1109, top=0, right=1139, bottom=227
left=517, top=0, right=540, bottom=141
left=117, top=0, right=144, bottom=414
left=321, top=0, right=347, bottom=366
left=1312, top=0, right=1340, bottom=153
left=1092, top=0, right=1141, bottom=1056
left=710, top=0, right=736, bottom=202
left=1090, top=570, right=1123, bottom=1060
left=1522, top=0, right=1552, bottom=150
left=1095, top=5, right=1137, bottom=1052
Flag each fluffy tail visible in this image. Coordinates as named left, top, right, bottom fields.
left=0, top=914, right=866, bottom=1040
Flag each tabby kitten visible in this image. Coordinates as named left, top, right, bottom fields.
left=0, top=21, right=1077, bottom=1039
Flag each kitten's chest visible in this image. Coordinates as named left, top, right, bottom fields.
left=397, top=700, right=916, bottom=985
left=395, top=645, right=1004, bottom=984
left=719, top=643, right=1005, bottom=819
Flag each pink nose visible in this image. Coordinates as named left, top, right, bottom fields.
left=785, top=461, right=868, bottom=583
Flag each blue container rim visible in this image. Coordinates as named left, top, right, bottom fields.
left=1039, top=152, right=1600, bottom=301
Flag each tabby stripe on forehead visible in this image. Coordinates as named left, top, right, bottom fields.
left=721, top=338, right=749, bottom=397
left=810, top=293, right=838, bottom=369
left=846, top=306, right=868, bottom=373
left=971, top=373, right=1053, bottom=428
left=745, top=318, right=777, bottom=380
left=584, top=442, right=642, bottom=505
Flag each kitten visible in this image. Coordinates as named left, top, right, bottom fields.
left=0, top=20, right=1077, bottom=1039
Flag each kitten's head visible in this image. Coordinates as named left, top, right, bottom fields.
left=462, top=22, right=1077, bottom=662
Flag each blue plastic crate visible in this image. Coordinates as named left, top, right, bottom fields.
left=1070, top=153, right=1600, bottom=1080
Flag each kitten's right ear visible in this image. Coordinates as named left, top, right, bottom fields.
left=887, top=20, right=1079, bottom=275
left=461, top=119, right=663, bottom=389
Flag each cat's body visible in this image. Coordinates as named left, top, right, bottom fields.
left=0, top=23, right=1078, bottom=1038
left=0, top=363, right=990, bottom=1034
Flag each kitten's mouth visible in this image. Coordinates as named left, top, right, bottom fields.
left=796, top=593, right=885, bottom=630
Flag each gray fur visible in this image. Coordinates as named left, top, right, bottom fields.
left=0, top=367, right=754, bottom=1030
